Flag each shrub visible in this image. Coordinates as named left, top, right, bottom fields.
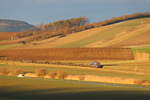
left=12, top=69, right=25, bottom=75
left=36, top=68, right=48, bottom=77
left=47, top=72, right=57, bottom=78
left=56, top=71, right=67, bottom=79
left=134, top=80, right=150, bottom=86
left=78, top=75, right=85, bottom=81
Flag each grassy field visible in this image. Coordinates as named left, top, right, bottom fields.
left=97, top=24, right=150, bottom=47
left=0, top=75, right=150, bottom=100
left=0, top=60, right=150, bottom=80
left=0, top=60, right=150, bottom=100
left=132, top=47, right=150, bottom=53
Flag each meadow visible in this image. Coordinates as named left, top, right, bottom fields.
left=132, top=47, right=150, bottom=53
left=0, top=75, right=150, bottom=100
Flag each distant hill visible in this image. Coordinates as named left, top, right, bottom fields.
left=0, top=19, right=36, bottom=32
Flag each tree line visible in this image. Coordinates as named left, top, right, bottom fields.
left=15, top=12, right=150, bottom=42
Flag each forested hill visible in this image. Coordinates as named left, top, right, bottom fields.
left=0, top=19, right=36, bottom=32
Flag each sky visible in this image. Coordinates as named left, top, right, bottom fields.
left=0, top=0, right=150, bottom=25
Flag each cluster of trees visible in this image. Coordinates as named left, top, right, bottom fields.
left=15, top=12, right=150, bottom=42
left=39, top=17, right=88, bottom=31
left=38, top=12, right=150, bottom=34
left=16, top=17, right=88, bottom=42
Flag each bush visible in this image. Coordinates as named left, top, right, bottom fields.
left=78, top=75, right=85, bottom=81
left=56, top=71, right=67, bottom=79
left=134, top=80, right=150, bottom=86
left=12, top=69, right=25, bottom=75
left=36, top=68, right=48, bottom=77
left=47, top=72, right=57, bottom=78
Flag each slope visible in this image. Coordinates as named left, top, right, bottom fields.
left=88, top=23, right=150, bottom=48
left=20, top=18, right=150, bottom=48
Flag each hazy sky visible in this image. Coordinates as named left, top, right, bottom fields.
left=0, top=0, right=150, bottom=25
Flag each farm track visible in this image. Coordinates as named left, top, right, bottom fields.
left=44, top=64, right=150, bottom=75
left=33, top=61, right=150, bottom=75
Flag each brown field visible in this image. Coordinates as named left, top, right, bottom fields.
left=0, top=32, right=26, bottom=45
left=0, top=48, right=134, bottom=60
left=0, top=32, right=20, bottom=40
left=134, top=52, right=150, bottom=60
left=0, top=37, right=29, bottom=45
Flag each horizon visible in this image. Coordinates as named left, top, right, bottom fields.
left=0, top=0, right=150, bottom=25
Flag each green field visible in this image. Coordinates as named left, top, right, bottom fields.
left=0, top=76, right=150, bottom=100
left=132, top=47, right=150, bottom=53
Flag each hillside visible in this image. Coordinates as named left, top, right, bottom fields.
left=0, top=15, right=150, bottom=50
left=0, top=19, right=36, bottom=32
left=19, top=17, right=150, bottom=48
left=1, top=13, right=149, bottom=42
